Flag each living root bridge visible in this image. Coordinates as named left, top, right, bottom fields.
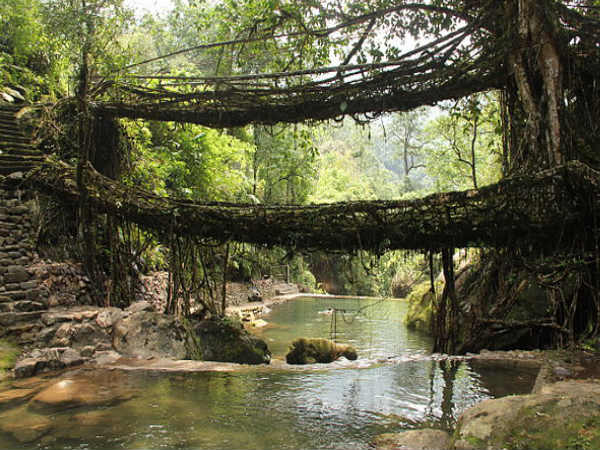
left=9, top=158, right=600, bottom=252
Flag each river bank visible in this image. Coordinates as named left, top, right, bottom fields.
left=1, top=290, right=599, bottom=450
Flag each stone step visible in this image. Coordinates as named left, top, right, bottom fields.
left=0, top=310, right=43, bottom=327
left=0, top=289, right=40, bottom=301
left=0, top=244, right=33, bottom=252
left=0, top=138, right=33, bottom=147
left=1, top=322, right=41, bottom=343
left=0, top=148, right=41, bottom=157
left=0, top=124, right=21, bottom=134
left=273, top=284, right=299, bottom=295
left=0, top=300, right=46, bottom=313
left=0, top=150, right=38, bottom=158
left=0, top=110, right=23, bottom=120
left=0, top=140, right=34, bottom=149
left=0, top=126, right=29, bottom=135
left=0, top=154, right=44, bottom=162
left=0, top=163, right=39, bottom=175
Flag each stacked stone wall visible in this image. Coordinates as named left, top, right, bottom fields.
left=0, top=187, right=46, bottom=344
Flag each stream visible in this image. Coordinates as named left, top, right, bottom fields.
left=0, top=297, right=538, bottom=449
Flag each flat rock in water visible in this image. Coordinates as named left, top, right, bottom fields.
left=0, top=405, right=53, bottom=443
left=372, top=430, right=451, bottom=450
left=0, top=388, right=36, bottom=407
left=30, top=376, right=134, bottom=410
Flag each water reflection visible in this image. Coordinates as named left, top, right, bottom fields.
left=0, top=298, right=537, bottom=450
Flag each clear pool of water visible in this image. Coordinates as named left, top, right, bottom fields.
left=0, top=297, right=538, bottom=450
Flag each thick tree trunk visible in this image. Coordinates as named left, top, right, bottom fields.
left=506, top=0, right=564, bottom=173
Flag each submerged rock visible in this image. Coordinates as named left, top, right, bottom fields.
left=0, top=406, right=52, bottom=443
left=372, top=429, right=451, bottom=450
left=285, top=338, right=357, bottom=364
left=453, top=380, right=600, bottom=450
left=30, top=374, right=135, bottom=411
left=0, top=387, right=36, bottom=407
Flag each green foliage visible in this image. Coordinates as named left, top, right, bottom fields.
left=124, top=120, right=252, bottom=202
left=164, top=0, right=333, bottom=76
left=424, top=93, right=503, bottom=191
left=376, top=108, right=429, bottom=193
left=251, top=125, right=318, bottom=204
left=0, top=0, right=65, bottom=99
left=309, top=120, right=402, bottom=203
left=42, top=0, right=135, bottom=80
left=0, top=339, right=20, bottom=379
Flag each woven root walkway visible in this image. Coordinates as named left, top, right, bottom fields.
left=5, top=157, right=598, bottom=253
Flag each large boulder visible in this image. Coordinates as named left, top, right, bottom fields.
left=453, top=380, right=600, bottom=450
left=192, top=318, right=271, bottom=365
left=285, top=338, right=357, bottom=364
left=112, top=311, right=271, bottom=364
left=112, top=311, right=189, bottom=359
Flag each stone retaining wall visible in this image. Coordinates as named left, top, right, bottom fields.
left=0, top=187, right=47, bottom=344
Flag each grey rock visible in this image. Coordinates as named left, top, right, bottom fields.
left=37, top=327, right=56, bottom=344
left=61, top=348, right=84, bottom=367
left=112, top=311, right=188, bottom=360
left=13, top=358, right=38, bottom=378
left=126, top=301, right=154, bottom=314
left=553, top=366, right=572, bottom=378
left=6, top=172, right=24, bottom=181
left=194, top=318, right=271, bottom=365
left=80, top=345, right=95, bottom=357
left=20, top=281, right=38, bottom=290
left=95, top=308, right=124, bottom=328
left=92, top=350, right=121, bottom=365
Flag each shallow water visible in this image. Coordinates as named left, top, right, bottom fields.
left=0, top=297, right=537, bottom=450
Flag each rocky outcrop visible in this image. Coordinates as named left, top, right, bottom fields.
left=112, top=310, right=271, bottom=364
left=285, top=338, right=357, bottom=364
left=112, top=311, right=190, bottom=360
left=453, top=380, right=600, bottom=450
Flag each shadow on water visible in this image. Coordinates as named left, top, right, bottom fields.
left=0, top=297, right=537, bottom=450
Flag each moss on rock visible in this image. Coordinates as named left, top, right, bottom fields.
left=193, top=317, right=271, bottom=365
left=0, top=339, right=20, bottom=380
left=404, top=282, right=438, bottom=335
left=285, top=338, right=357, bottom=364
left=453, top=380, right=600, bottom=450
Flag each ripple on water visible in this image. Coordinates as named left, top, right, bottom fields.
left=0, top=298, right=537, bottom=450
